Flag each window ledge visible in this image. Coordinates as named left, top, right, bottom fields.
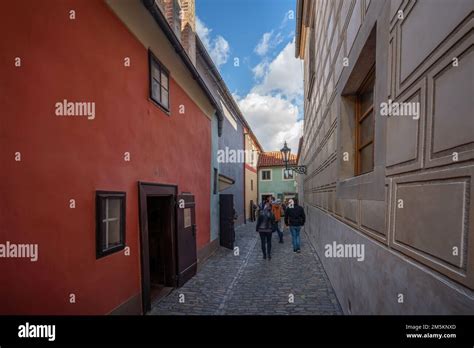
left=148, top=98, right=171, bottom=115
left=336, top=165, right=385, bottom=201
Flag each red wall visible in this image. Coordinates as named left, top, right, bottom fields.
left=0, top=0, right=211, bottom=314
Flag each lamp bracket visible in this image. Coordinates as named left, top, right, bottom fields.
left=285, top=165, right=307, bottom=175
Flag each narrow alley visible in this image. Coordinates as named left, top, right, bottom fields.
left=1, top=0, right=473, bottom=345
left=150, top=222, right=342, bottom=315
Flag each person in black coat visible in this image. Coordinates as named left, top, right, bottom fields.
left=256, top=202, right=275, bottom=260
left=284, top=198, right=306, bottom=253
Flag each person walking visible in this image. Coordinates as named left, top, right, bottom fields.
left=260, top=196, right=269, bottom=210
left=271, top=199, right=284, bottom=243
left=250, top=201, right=258, bottom=222
left=256, top=202, right=275, bottom=260
left=284, top=198, right=306, bottom=253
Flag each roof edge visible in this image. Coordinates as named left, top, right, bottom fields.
left=295, top=0, right=304, bottom=58
left=142, top=0, right=224, bottom=136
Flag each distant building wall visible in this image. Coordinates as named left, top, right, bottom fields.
left=245, top=167, right=258, bottom=218
left=258, top=166, right=297, bottom=203
left=219, top=110, right=245, bottom=225
left=210, top=113, right=220, bottom=241
left=244, top=131, right=260, bottom=220
left=196, top=39, right=246, bottom=227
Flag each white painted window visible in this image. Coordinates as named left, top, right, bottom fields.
left=282, top=168, right=294, bottom=180
left=96, top=191, right=126, bottom=259
left=149, top=51, right=170, bottom=111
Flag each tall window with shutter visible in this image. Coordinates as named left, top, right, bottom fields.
left=149, top=50, right=170, bottom=112
left=355, top=66, right=375, bottom=175
left=307, top=28, right=316, bottom=100
left=96, top=191, right=126, bottom=259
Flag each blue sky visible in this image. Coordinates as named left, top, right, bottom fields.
left=196, top=0, right=303, bottom=152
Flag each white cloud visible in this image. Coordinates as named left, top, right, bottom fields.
left=255, top=32, right=272, bottom=56
left=252, top=60, right=269, bottom=79
left=237, top=93, right=302, bottom=151
left=252, top=40, right=303, bottom=101
left=279, top=10, right=295, bottom=29
left=210, top=36, right=230, bottom=67
left=239, top=39, right=303, bottom=152
left=196, top=16, right=211, bottom=47
left=196, top=16, right=230, bottom=67
left=254, top=31, right=284, bottom=56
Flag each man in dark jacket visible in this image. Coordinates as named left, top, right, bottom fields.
left=284, top=198, right=306, bottom=253
left=256, top=202, right=275, bottom=260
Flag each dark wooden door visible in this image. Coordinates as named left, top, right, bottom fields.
left=219, top=194, right=235, bottom=250
left=175, top=194, right=197, bottom=287
left=138, top=182, right=177, bottom=314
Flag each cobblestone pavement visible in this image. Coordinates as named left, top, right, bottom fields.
left=150, top=222, right=342, bottom=315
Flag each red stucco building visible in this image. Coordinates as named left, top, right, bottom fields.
left=0, top=0, right=223, bottom=314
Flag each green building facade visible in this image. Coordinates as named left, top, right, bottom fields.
left=257, top=151, right=297, bottom=205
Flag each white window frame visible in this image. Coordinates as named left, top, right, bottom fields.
left=102, top=198, right=121, bottom=250
left=96, top=191, right=126, bottom=259
left=282, top=168, right=295, bottom=181
left=261, top=169, right=272, bottom=181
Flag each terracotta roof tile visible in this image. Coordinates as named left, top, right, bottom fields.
left=258, top=151, right=297, bottom=167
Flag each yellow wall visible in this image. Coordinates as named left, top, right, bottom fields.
left=244, top=132, right=260, bottom=220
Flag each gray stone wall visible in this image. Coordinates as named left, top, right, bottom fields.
left=299, top=0, right=474, bottom=313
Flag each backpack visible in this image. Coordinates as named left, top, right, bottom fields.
left=271, top=204, right=281, bottom=221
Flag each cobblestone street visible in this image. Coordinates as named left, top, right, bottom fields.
left=150, top=222, right=342, bottom=315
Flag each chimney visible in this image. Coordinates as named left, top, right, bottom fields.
left=155, top=0, right=196, bottom=66
left=155, top=0, right=182, bottom=38
left=179, top=0, right=196, bottom=66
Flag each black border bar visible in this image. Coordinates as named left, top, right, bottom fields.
left=0, top=315, right=473, bottom=345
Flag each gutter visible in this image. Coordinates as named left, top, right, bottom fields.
left=142, top=0, right=223, bottom=136
left=295, top=0, right=304, bottom=58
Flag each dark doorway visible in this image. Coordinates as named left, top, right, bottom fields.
left=219, top=194, right=235, bottom=250
left=138, top=182, right=198, bottom=314
left=138, top=182, right=177, bottom=313
left=146, top=196, right=174, bottom=303
left=249, top=200, right=256, bottom=222
left=261, top=194, right=272, bottom=205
